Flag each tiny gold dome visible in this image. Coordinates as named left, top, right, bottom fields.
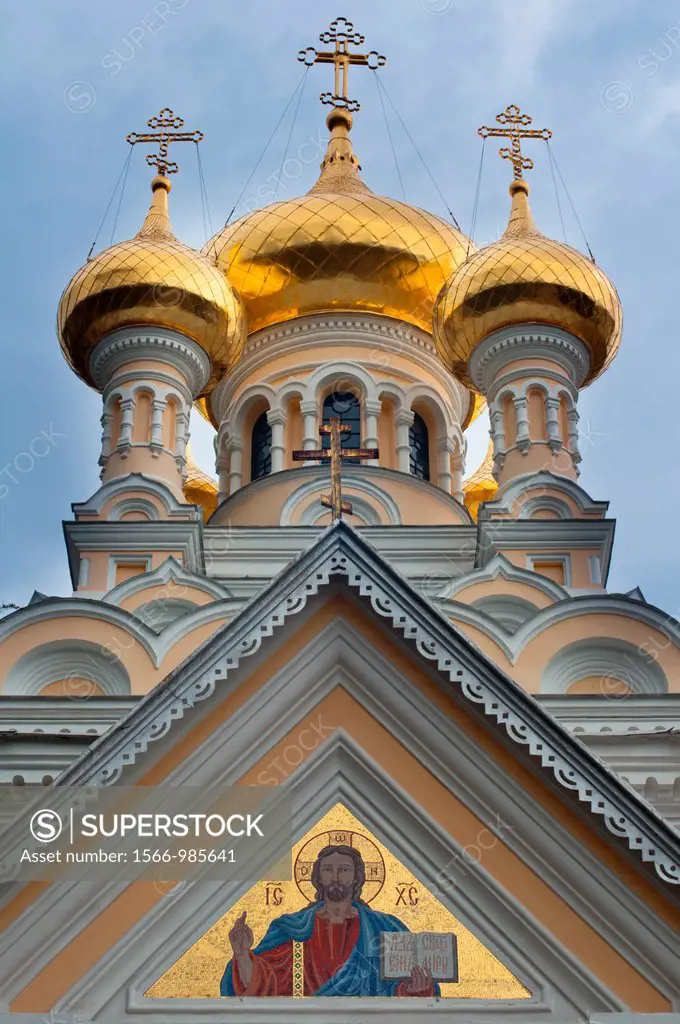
left=203, top=110, right=473, bottom=338
left=58, top=175, right=246, bottom=396
left=183, top=443, right=218, bottom=522
left=433, top=179, right=622, bottom=389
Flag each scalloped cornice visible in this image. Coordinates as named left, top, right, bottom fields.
left=90, top=326, right=211, bottom=397
left=469, top=325, right=591, bottom=395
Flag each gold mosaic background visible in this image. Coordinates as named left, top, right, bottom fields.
left=147, top=803, right=530, bottom=999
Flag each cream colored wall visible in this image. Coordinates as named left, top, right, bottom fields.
left=498, top=549, right=600, bottom=589
left=212, top=469, right=470, bottom=527
left=76, top=550, right=186, bottom=593
left=0, top=614, right=230, bottom=696
left=101, top=449, right=182, bottom=492
left=515, top=614, right=680, bottom=693
left=499, top=445, right=577, bottom=483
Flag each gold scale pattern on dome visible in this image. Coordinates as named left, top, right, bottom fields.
left=58, top=109, right=245, bottom=395
left=203, top=19, right=472, bottom=339
left=434, top=106, right=622, bottom=390
left=183, top=442, right=218, bottom=521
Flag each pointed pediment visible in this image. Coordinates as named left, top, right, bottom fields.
left=52, top=522, right=679, bottom=893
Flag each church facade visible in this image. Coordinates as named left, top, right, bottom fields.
left=1, top=17, right=679, bottom=1024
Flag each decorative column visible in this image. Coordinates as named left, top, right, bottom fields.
left=489, top=403, right=506, bottom=477
left=216, top=451, right=230, bottom=504
left=301, top=399, right=319, bottom=467
left=267, top=409, right=287, bottom=473
left=514, top=395, right=530, bottom=454
left=150, top=397, right=166, bottom=456
left=174, top=408, right=190, bottom=474
left=228, top=438, right=244, bottom=495
left=118, top=397, right=135, bottom=454
left=395, top=409, right=415, bottom=475
left=99, top=408, right=114, bottom=475
left=436, top=437, right=454, bottom=495
left=451, top=451, right=465, bottom=504
left=363, top=399, right=381, bottom=467
left=545, top=396, right=561, bottom=452
left=567, top=407, right=581, bottom=465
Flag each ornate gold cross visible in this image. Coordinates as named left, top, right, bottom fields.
left=126, top=107, right=204, bottom=176
left=292, top=419, right=379, bottom=520
left=478, top=104, right=552, bottom=179
left=298, top=16, right=386, bottom=112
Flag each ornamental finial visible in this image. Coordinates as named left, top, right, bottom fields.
left=298, top=16, right=386, bottom=113
left=126, top=107, right=204, bottom=176
left=478, top=104, right=552, bottom=179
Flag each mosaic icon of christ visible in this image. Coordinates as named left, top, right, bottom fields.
left=220, top=844, right=439, bottom=997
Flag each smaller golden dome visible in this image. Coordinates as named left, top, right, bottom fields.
left=183, top=443, right=218, bottom=521
left=463, top=441, right=497, bottom=521
left=434, top=179, right=622, bottom=390
left=58, top=175, right=245, bottom=395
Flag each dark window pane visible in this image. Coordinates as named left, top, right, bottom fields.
left=322, top=391, right=361, bottom=454
left=409, top=412, right=430, bottom=481
left=251, top=411, right=272, bottom=481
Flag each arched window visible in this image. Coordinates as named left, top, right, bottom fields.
left=409, top=413, right=430, bottom=480
left=251, top=411, right=272, bottom=481
left=322, top=391, right=361, bottom=454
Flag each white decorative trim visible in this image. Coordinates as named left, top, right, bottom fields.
left=541, top=637, right=669, bottom=695
left=103, top=556, right=232, bottom=608
left=90, top=327, right=211, bottom=397
left=589, top=555, right=603, bottom=585
left=107, top=554, right=152, bottom=591
left=470, top=594, right=540, bottom=635
left=72, top=474, right=200, bottom=522
left=518, top=496, right=573, bottom=520
left=0, top=598, right=243, bottom=673
left=280, top=472, right=402, bottom=527
left=469, top=325, right=591, bottom=394
left=3, top=639, right=131, bottom=696
left=45, top=523, right=680, bottom=887
left=108, top=498, right=161, bottom=522
left=526, top=553, right=572, bottom=588
left=436, top=553, right=568, bottom=603
left=480, top=471, right=609, bottom=520
left=210, top=313, right=474, bottom=431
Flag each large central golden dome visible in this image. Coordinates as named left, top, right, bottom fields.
left=203, top=110, right=473, bottom=336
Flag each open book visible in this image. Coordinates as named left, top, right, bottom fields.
left=380, top=931, right=458, bottom=982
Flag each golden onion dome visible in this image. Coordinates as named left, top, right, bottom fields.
left=58, top=175, right=245, bottom=396
left=203, top=109, right=473, bottom=338
left=433, top=178, right=622, bottom=390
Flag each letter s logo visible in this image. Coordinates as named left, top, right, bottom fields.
left=30, top=809, right=63, bottom=843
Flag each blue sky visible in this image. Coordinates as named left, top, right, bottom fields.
left=2, top=0, right=679, bottom=613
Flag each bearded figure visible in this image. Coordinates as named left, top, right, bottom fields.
left=221, top=844, right=437, bottom=997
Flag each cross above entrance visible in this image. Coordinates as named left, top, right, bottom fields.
left=292, top=418, right=379, bottom=520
